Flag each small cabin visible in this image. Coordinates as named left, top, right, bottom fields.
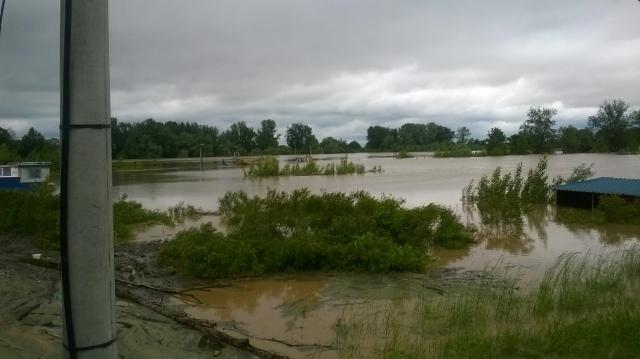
left=0, top=162, right=51, bottom=190
left=554, top=177, right=640, bottom=209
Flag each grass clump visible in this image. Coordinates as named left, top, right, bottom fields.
left=244, top=156, right=280, bottom=177
left=113, top=196, right=173, bottom=242
left=433, top=148, right=487, bottom=158
left=337, top=248, right=640, bottom=358
left=245, top=156, right=369, bottom=178
left=158, top=189, right=474, bottom=278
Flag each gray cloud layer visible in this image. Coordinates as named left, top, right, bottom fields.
left=1, top=0, right=639, bottom=141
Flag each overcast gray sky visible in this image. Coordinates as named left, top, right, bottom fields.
left=1, top=0, right=639, bottom=142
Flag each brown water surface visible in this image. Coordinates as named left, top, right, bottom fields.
left=117, top=153, right=640, bottom=358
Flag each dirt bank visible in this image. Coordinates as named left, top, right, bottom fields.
left=0, top=236, right=256, bottom=359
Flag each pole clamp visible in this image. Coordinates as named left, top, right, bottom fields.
left=63, top=336, right=118, bottom=353
left=60, top=124, right=111, bottom=130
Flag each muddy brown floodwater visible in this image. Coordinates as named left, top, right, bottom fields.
left=117, top=153, right=640, bottom=358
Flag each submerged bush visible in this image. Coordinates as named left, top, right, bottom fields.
left=462, top=157, right=595, bottom=224
left=245, top=156, right=369, bottom=178
left=597, top=195, right=640, bottom=225
left=244, top=156, right=280, bottom=177
left=159, top=189, right=474, bottom=278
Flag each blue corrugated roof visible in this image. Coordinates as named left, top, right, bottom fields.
left=554, top=177, right=640, bottom=197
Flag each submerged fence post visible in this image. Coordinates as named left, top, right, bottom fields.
left=60, top=0, right=117, bottom=358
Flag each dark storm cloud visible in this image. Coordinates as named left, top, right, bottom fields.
left=1, top=0, right=639, bottom=140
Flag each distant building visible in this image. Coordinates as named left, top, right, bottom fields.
left=0, top=162, right=51, bottom=190
left=554, top=177, right=640, bottom=209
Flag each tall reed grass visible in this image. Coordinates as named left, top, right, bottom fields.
left=336, top=248, right=640, bottom=358
left=244, top=156, right=369, bottom=178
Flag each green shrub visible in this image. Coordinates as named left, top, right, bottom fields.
left=113, top=197, right=173, bottom=242
left=598, top=195, right=640, bottom=224
left=159, top=189, right=474, bottom=278
left=244, top=156, right=280, bottom=177
left=0, top=187, right=174, bottom=248
left=0, top=185, right=59, bottom=248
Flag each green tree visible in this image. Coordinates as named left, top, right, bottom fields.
left=520, top=107, right=557, bottom=154
left=0, top=144, right=20, bottom=164
left=286, top=123, right=317, bottom=153
left=0, top=126, right=14, bottom=146
left=255, top=119, right=279, bottom=151
left=588, top=99, right=630, bottom=152
left=224, top=121, right=256, bottom=154
left=455, top=126, right=471, bottom=145
left=19, top=128, right=46, bottom=157
left=348, top=141, right=362, bottom=152
left=509, top=133, right=529, bottom=155
left=366, top=126, right=395, bottom=150
left=486, top=127, right=508, bottom=155
left=558, top=126, right=594, bottom=153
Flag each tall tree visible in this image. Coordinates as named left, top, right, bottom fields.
left=485, top=127, right=508, bottom=155
left=348, top=141, right=362, bottom=152
left=455, top=126, right=471, bottom=145
left=366, top=126, right=395, bottom=150
left=558, top=126, right=594, bottom=154
left=286, top=123, right=317, bottom=153
left=0, top=126, right=14, bottom=146
left=255, top=119, right=279, bottom=150
left=588, top=99, right=630, bottom=152
left=224, top=121, right=256, bottom=154
left=19, top=127, right=46, bottom=157
left=520, top=107, right=558, bottom=154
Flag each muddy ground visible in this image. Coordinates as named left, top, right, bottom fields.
left=0, top=236, right=256, bottom=359
left=0, top=235, right=513, bottom=358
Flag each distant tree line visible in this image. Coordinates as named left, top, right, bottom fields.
left=111, top=118, right=362, bottom=158
left=483, top=99, right=640, bottom=156
left=1, top=98, right=638, bottom=164
left=0, top=127, right=59, bottom=168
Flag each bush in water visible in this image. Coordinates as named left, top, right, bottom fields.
left=159, top=189, right=475, bottom=278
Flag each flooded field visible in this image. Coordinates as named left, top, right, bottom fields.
left=115, top=153, right=640, bottom=358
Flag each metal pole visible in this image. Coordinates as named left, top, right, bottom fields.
left=60, top=0, right=116, bottom=358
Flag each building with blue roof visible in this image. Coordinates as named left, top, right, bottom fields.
left=554, top=177, right=640, bottom=209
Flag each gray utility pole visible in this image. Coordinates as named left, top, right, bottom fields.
left=60, top=0, right=117, bottom=358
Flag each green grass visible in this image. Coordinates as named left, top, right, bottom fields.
left=158, top=189, right=475, bottom=278
left=0, top=186, right=175, bottom=248
left=244, top=156, right=369, bottom=178
left=336, top=248, right=640, bottom=358
left=433, top=148, right=487, bottom=158
left=112, top=196, right=173, bottom=242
